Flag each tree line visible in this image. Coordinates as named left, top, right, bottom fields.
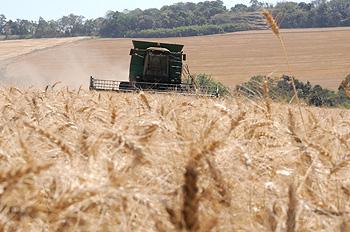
left=1, top=0, right=350, bottom=39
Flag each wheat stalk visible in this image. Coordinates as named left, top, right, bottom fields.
left=110, top=106, right=117, bottom=125
left=0, top=162, right=53, bottom=196
left=230, top=111, right=246, bottom=132
left=267, top=207, right=278, bottom=232
left=262, top=9, right=306, bottom=134
left=330, top=158, right=350, bottom=176
left=23, top=121, right=73, bottom=159
left=165, top=206, right=183, bottom=230
left=286, top=183, right=298, bottom=232
left=340, top=218, right=350, bottom=232
left=206, top=158, right=231, bottom=207
left=182, top=161, right=200, bottom=231
left=263, top=79, right=272, bottom=119
left=79, top=129, right=89, bottom=158
left=262, top=10, right=279, bottom=36
left=51, top=81, right=62, bottom=90
left=140, top=92, right=151, bottom=111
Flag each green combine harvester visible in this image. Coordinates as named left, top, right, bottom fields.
left=89, top=40, right=218, bottom=96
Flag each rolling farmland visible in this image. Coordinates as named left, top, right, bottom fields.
left=1, top=27, right=350, bottom=90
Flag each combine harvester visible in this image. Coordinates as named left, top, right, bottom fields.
left=89, top=40, right=219, bottom=96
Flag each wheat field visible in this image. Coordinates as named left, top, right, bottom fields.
left=0, top=87, right=349, bottom=231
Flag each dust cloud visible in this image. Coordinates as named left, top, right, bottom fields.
left=0, top=39, right=130, bottom=89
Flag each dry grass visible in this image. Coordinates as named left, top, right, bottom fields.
left=0, top=87, right=349, bottom=231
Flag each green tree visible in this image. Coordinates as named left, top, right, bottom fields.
left=0, top=14, right=6, bottom=35
left=274, top=2, right=310, bottom=28
left=34, top=19, right=58, bottom=38
left=328, top=0, right=350, bottom=26
left=16, top=19, right=35, bottom=36
left=249, top=0, right=266, bottom=11
left=310, top=0, right=332, bottom=26
left=231, top=4, right=249, bottom=12
left=3, top=0, right=350, bottom=39
left=34, top=17, right=47, bottom=38
left=99, top=11, right=121, bottom=37
left=3, top=20, right=17, bottom=38
left=58, top=14, right=85, bottom=36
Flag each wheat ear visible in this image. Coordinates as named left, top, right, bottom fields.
left=182, top=161, right=200, bottom=231
left=262, top=9, right=306, bottom=134
left=23, top=121, right=73, bottom=159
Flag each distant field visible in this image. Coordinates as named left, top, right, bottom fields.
left=0, top=37, right=84, bottom=61
left=1, top=28, right=350, bottom=89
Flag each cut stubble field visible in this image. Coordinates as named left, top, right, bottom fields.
left=0, top=37, right=84, bottom=61
left=1, top=27, right=350, bottom=90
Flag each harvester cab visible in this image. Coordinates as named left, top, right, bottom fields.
left=129, top=40, right=185, bottom=85
left=142, top=47, right=170, bottom=83
left=89, top=40, right=218, bottom=96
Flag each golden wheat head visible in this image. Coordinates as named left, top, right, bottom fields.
left=262, top=9, right=279, bottom=36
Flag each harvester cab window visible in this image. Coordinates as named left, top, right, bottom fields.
left=144, top=48, right=170, bottom=81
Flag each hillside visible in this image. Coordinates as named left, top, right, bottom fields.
left=1, top=27, right=350, bottom=90
left=0, top=87, right=349, bottom=231
left=1, top=0, right=349, bottom=39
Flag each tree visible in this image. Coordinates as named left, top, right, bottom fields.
left=16, top=19, right=35, bottom=36
left=310, top=0, right=332, bottom=26
left=274, top=2, right=310, bottom=28
left=328, top=0, right=350, bottom=26
left=58, top=14, right=85, bottom=36
left=249, top=0, right=266, bottom=11
left=3, top=20, right=17, bottom=38
left=2, top=0, right=350, bottom=39
left=231, top=4, right=249, bottom=12
left=298, top=2, right=312, bottom=11
left=196, top=0, right=226, bottom=19
left=34, top=17, right=49, bottom=38
left=0, top=14, right=6, bottom=35
left=99, top=11, right=125, bottom=37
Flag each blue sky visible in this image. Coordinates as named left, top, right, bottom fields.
left=1, top=0, right=279, bottom=21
